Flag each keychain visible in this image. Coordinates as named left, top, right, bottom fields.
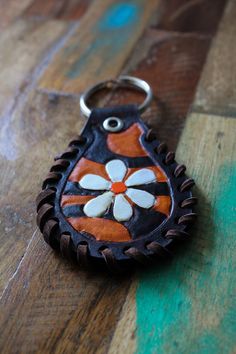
left=36, top=76, right=197, bottom=271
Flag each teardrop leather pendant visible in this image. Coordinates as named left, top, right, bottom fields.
left=36, top=103, right=197, bottom=271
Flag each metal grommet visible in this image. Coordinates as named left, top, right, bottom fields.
left=103, top=117, right=124, bottom=132
left=80, top=75, right=153, bottom=118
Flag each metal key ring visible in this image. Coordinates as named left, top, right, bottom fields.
left=79, top=75, right=153, bottom=118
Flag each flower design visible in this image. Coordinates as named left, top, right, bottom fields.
left=79, top=159, right=156, bottom=222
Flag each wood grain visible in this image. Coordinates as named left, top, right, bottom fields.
left=0, top=19, right=69, bottom=294
left=0, top=19, right=68, bottom=117
left=194, top=0, right=236, bottom=116
left=24, top=0, right=92, bottom=21
left=108, top=281, right=137, bottom=354
left=0, top=0, right=33, bottom=29
left=156, top=0, right=226, bottom=34
left=0, top=230, right=132, bottom=353
left=38, top=0, right=161, bottom=94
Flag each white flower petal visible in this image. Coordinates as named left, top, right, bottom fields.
left=113, top=195, right=133, bottom=222
left=105, top=159, right=127, bottom=182
left=79, top=174, right=111, bottom=190
left=83, top=192, right=113, bottom=217
left=126, top=188, right=155, bottom=208
left=125, top=169, right=156, bottom=187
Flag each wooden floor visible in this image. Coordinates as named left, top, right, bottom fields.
left=0, top=0, right=235, bottom=353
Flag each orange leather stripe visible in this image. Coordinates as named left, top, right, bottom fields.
left=69, top=157, right=108, bottom=182
left=153, top=196, right=171, bottom=216
left=67, top=217, right=131, bottom=242
left=61, top=195, right=94, bottom=207
left=107, top=123, right=148, bottom=157
left=149, top=166, right=168, bottom=183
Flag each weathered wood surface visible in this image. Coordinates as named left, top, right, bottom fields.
left=0, top=19, right=68, bottom=125
left=38, top=0, right=161, bottom=94
left=0, top=0, right=33, bottom=29
left=24, top=0, right=92, bottom=20
left=0, top=0, right=234, bottom=353
left=0, top=18, right=68, bottom=293
left=194, top=0, right=236, bottom=117
left=156, top=0, right=226, bottom=34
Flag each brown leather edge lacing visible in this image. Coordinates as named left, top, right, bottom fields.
left=36, top=130, right=197, bottom=273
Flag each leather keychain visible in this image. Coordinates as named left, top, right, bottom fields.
left=36, top=76, right=197, bottom=271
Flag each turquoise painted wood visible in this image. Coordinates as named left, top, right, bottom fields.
left=136, top=116, right=236, bottom=354
left=66, top=3, right=140, bottom=79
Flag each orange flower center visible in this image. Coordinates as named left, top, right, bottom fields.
left=111, top=182, right=127, bottom=194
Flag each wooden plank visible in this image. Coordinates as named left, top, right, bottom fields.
left=38, top=0, right=161, bottom=94
left=0, top=230, right=131, bottom=353
left=156, top=0, right=226, bottom=34
left=24, top=0, right=92, bottom=21
left=108, top=281, right=137, bottom=354
left=0, top=19, right=68, bottom=293
left=0, top=18, right=68, bottom=119
left=0, top=0, right=33, bottom=29
left=194, top=0, right=236, bottom=116
left=108, top=1, right=236, bottom=353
